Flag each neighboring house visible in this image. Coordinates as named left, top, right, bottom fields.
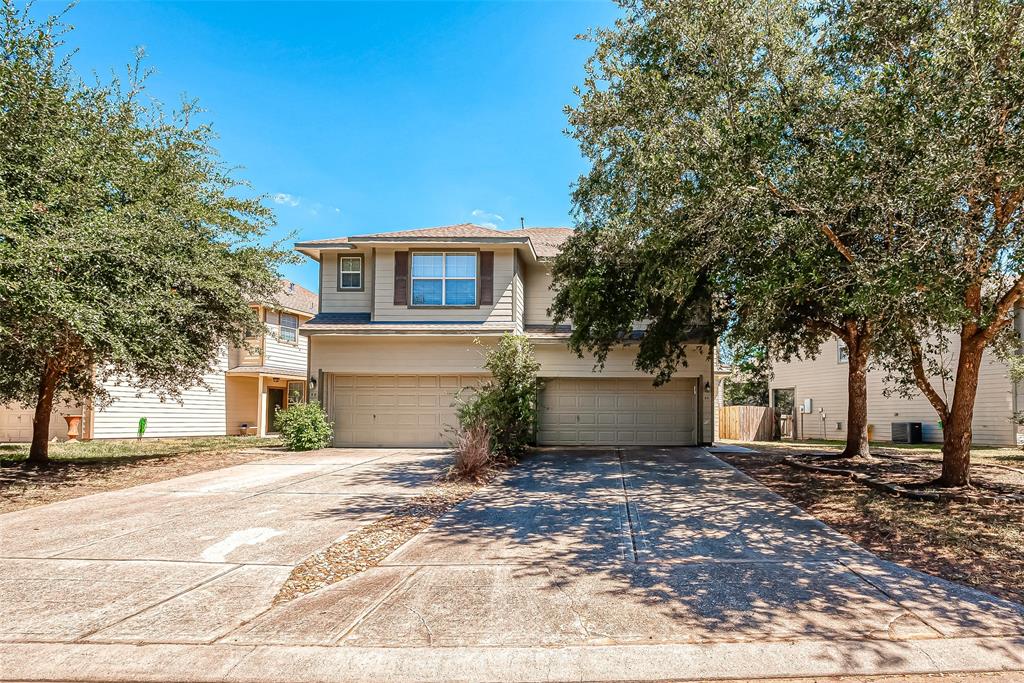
left=295, top=223, right=716, bottom=448
left=769, top=336, right=1020, bottom=446
left=0, top=280, right=316, bottom=443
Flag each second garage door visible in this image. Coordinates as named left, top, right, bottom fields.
left=331, top=374, right=481, bottom=447
left=538, top=378, right=696, bottom=446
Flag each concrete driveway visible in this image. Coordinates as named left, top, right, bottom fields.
left=2, top=447, right=1023, bottom=682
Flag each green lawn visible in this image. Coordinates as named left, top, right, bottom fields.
left=0, top=435, right=282, bottom=466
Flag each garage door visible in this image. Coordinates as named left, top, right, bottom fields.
left=538, top=378, right=696, bottom=446
left=0, top=407, right=35, bottom=443
left=331, top=374, right=482, bottom=447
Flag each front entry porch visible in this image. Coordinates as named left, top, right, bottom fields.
left=225, top=368, right=307, bottom=437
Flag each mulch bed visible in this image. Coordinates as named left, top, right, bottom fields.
left=716, top=446, right=1024, bottom=605
left=274, top=481, right=480, bottom=604
left=783, top=452, right=1024, bottom=504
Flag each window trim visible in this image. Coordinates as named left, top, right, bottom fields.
left=286, top=380, right=306, bottom=406
left=837, top=339, right=849, bottom=364
left=278, top=312, right=299, bottom=344
left=337, top=253, right=365, bottom=292
left=409, top=249, right=480, bottom=308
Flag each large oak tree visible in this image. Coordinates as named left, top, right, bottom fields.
left=554, top=0, right=1023, bottom=485
left=0, top=2, right=291, bottom=465
left=823, top=0, right=1024, bottom=486
left=552, top=0, right=891, bottom=459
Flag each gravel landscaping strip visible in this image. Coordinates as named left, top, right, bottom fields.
left=273, top=481, right=480, bottom=604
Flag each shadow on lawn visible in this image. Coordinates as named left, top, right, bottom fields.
left=295, top=447, right=1024, bottom=668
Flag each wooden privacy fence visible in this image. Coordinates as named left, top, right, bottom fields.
left=717, top=405, right=775, bottom=441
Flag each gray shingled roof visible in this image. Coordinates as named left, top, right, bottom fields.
left=271, top=279, right=317, bottom=315
left=505, top=227, right=574, bottom=258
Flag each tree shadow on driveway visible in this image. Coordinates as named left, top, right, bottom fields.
left=271, top=447, right=1024, bottom=673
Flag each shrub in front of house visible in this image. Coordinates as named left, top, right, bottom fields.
left=446, top=420, right=493, bottom=483
left=274, top=401, right=333, bottom=451
left=451, top=334, right=540, bottom=474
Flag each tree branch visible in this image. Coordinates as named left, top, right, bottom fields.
left=907, top=334, right=949, bottom=422
left=980, top=275, right=1024, bottom=344
left=758, top=174, right=856, bottom=263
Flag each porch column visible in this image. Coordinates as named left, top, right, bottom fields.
left=256, top=375, right=267, bottom=437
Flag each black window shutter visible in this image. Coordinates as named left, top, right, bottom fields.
left=394, top=251, right=409, bottom=305
left=479, top=251, right=494, bottom=306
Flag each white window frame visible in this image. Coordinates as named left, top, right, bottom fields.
left=279, top=312, right=299, bottom=343
left=410, top=251, right=477, bottom=307
left=339, top=256, right=363, bottom=290
left=837, top=340, right=849, bottom=364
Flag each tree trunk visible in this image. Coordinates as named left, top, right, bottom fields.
left=26, top=361, right=59, bottom=468
left=937, top=339, right=984, bottom=487
left=840, top=334, right=871, bottom=458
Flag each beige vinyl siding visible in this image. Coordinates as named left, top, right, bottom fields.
left=371, top=246, right=516, bottom=325
left=91, top=355, right=228, bottom=439
left=770, top=337, right=1015, bottom=446
left=311, top=336, right=490, bottom=375
left=524, top=262, right=557, bottom=327
left=320, top=249, right=372, bottom=315
left=263, top=318, right=309, bottom=372
left=225, top=375, right=259, bottom=435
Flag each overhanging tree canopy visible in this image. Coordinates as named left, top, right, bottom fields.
left=552, top=0, right=898, bottom=459
left=0, top=2, right=293, bottom=465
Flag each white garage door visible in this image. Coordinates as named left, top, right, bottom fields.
left=331, top=374, right=482, bottom=447
left=538, top=378, right=696, bottom=446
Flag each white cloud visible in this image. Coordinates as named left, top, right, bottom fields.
left=471, top=209, right=504, bottom=228
left=272, top=193, right=300, bottom=207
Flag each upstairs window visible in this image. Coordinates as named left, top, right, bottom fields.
left=837, top=340, right=849, bottom=364
left=274, top=311, right=298, bottom=343
left=339, top=255, right=363, bottom=290
left=411, top=252, right=477, bottom=306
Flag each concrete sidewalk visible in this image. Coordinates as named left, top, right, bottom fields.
left=2, top=447, right=1023, bottom=682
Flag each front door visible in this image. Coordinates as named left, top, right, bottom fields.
left=267, top=387, right=285, bottom=433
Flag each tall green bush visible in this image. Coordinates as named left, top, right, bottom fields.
left=274, top=401, right=333, bottom=451
left=455, top=334, right=540, bottom=458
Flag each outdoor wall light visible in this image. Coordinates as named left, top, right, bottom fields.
left=309, top=376, right=317, bottom=390
left=704, top=381, right=711, bottom=393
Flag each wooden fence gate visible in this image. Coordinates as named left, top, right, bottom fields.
left=717, top=405, right=775, bottom=441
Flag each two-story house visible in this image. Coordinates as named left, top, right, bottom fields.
left=0, top=280, right=316, bottom=442
left=295, top=224, right=716, bottom=448
left=769, top=336, right=1021, bottom=446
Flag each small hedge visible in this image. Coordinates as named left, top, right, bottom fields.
left=274, top=401, right=333, bottom=451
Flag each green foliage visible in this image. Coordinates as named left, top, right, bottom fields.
left=556, top=0, right=1024, bottom=481
left=722, top=348, right=770, bottom=406
left=274, top=401, right=333, bottom=452
left=0, top=3, right=293, bottom=461
left=455, top=335, right=541, bottom=458
left=553, top=0, right=883, bottom=387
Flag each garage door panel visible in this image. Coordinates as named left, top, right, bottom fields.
left=332, top=374, right=480, bottom=447
left=539, top=378, right=696, bottom=446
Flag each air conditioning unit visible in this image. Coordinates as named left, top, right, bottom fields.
left=891, top=422, right=923, bottom=444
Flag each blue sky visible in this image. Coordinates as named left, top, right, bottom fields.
left=44, top=1, right=620, bottom=290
